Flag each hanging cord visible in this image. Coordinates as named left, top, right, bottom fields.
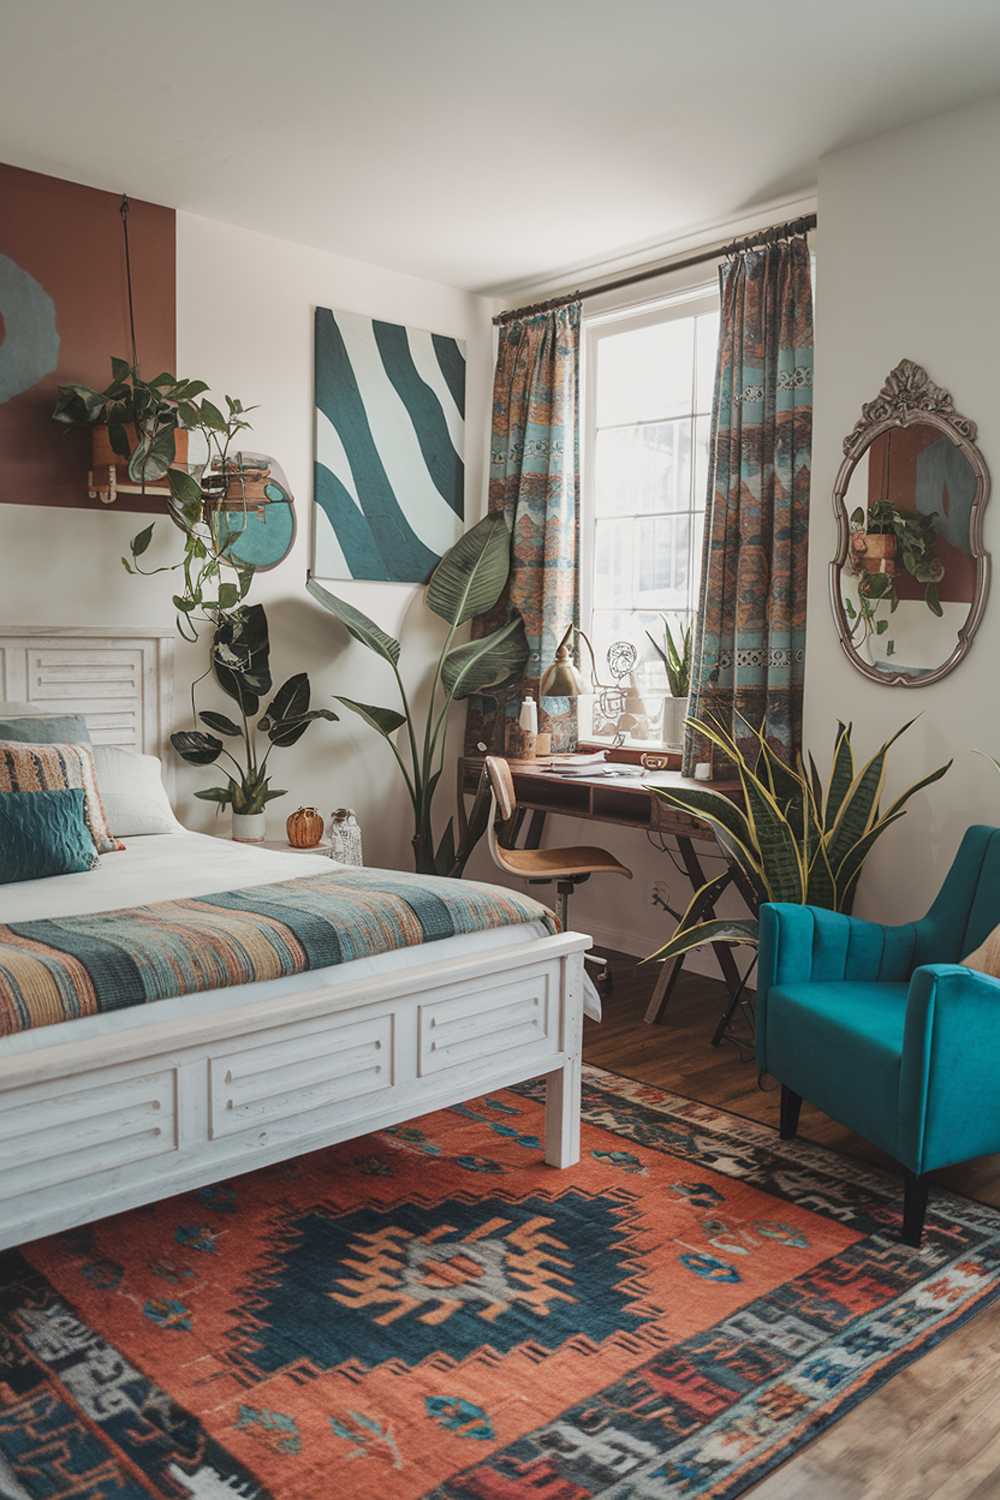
left=120, top=194, right=139, bottom=374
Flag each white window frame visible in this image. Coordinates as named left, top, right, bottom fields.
left=579, top=281, right=720, bottom=745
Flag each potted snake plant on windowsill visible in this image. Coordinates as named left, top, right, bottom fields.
left=645, top=616, right=692, bottom=751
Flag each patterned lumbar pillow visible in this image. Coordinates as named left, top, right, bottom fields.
left=0, top=741, right=124, bottom=854
left=0, top=788, right=98, bottom=884
left=962, top=928, right=1000, bottom=978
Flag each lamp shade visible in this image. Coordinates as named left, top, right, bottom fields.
left=540, top=625, right=588, bottom=698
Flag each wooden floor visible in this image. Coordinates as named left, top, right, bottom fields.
left=583, top=954, right=1000, bottom=1500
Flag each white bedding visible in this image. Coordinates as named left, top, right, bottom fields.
left=0, top=830, right=598, bottom=1055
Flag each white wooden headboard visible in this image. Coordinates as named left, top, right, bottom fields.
left=0, top=626, right=176, bottom=790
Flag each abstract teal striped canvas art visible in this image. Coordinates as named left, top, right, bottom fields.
left=312, top=306, right=466, bottom=582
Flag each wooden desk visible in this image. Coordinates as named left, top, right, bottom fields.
left=459, top=756, right=753, bottom=1035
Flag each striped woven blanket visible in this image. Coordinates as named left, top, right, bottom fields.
left=0, top=868, right=557, bottom=1037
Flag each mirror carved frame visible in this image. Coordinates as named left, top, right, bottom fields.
left=830, top=358, right=991, bottom=688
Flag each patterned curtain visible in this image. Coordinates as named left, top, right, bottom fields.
left=683, top=235, right=813, bottom=773
left=465, top=301, right=581, bottom=754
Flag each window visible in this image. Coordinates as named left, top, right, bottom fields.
left=581, top=289, right=719, bottom=743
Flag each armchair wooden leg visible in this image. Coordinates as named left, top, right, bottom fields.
left=902, top=1171, right=929, bottom=1248
left=779, top=1085, right=802, bottom=1141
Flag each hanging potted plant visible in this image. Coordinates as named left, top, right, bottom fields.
left=645, top=616, right=692, bottom=749
left=53, top=360, right=199, bottom=504
left=846, top=501, right=945, bottom=660
left=171, top=604, right=338, bottom=841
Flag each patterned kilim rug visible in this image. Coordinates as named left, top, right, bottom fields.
left=2, top=1065, right=1000, bottom=1499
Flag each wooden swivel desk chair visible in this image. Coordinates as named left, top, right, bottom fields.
left=484, top=756, right=632, bottom=977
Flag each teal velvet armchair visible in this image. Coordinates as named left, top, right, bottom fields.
left=758, top=824, right=1000, bottom=1247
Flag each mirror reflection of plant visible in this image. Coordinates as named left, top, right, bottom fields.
left=645, top=616, right=692, bottom=697
left=307, top=513, right=528, bottom=878
left=646, top=713, right=951, bottom=965
left=845, top=501, right=946, bottom=657
left=54, top=359, right=260, bottom=639
left=171, top=604, right=337, bottom=816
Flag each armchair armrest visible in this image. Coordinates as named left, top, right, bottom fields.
left=898, top=962, right=1000, bottom=1174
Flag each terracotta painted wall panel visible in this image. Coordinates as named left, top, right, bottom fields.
left=0, top=162, right=175, bottom=512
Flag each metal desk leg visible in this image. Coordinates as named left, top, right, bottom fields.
left=646, top=835, right=739, bottom=1025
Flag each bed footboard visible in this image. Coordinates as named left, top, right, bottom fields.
left=0, top=932, right=589, bottom=1251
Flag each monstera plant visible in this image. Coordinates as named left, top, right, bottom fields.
left=647, top=714, right=951, bottom=965
left=171, top=604, right=337, bottom=832
left=307, top=513, right=528, bottom=877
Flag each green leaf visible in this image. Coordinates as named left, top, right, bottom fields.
left=440, top=616, right=528, bottom=701
left=127, top=425, right=176, bottom=483
left=130, top=523, right=155, bottom=557
left=266, top=707, right=338, bottom=749
left=306, top=578, right=401, bottom=666
left=263, top=787, right=288, bottom=803
left=738, top=768, right=804, bottom=903
left=171, top=730, right=223, bottom=766
left=881, top=758, right=952, bottom=823
left=834, top=809, right=908, bottom=908
left=110, top=356, right=131, bottom=382
left=826, top=719, right=916, bottom=873
left=646, top=917, right=759, bottom=966
left=167, top=466, right=203, bottom=505
left=194, top=785, right=233, bottom=804
left=212, top=604, right=271, bottom=713
left=334, top=697, right=407, bottom=738
left=172, top=594, right=197, bottom=613
left=108, top=420, right=131, bottom=459
left=875, top=618, right=888, bottom=634
left=825, top=723, right=855, bottom=830
left=926, top=581, right=943, bottom=616
left=199, top=710, right=242, bottom=737
left=199, top=398, right=227, bottom=431
left=265, top=673, right=310, bottom=726
left=426, top=512, right=513, bottom=627
left=434, top=819, right=456, bottom=877
left=217, top=582, right=239, bottom=611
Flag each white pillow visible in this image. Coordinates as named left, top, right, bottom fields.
left=92, top=745, right=183, bottom=837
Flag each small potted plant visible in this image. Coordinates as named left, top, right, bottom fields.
left=645, top=616, right=692, bottom=749
left=171, top=604, right=337, bottom=840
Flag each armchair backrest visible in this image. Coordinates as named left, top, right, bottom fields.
left=918, top=825, right=1000, bottom=965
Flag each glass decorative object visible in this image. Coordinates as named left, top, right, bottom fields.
left=327, top=807, right=363, bottom=866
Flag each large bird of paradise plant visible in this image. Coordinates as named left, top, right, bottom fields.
left=307, top=512, right=528, bottom=879
left=647, top=714, right=951, bottom=965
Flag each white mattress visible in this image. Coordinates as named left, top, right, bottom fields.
left=0, top=830, right=598, bottom=1055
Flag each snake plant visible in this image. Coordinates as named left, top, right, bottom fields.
left=647, top=714, right=951, bottom=964
left=307, top=512, right=528, bottom=878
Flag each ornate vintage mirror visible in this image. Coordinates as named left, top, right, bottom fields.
left=831, top=360, right=990, bottom=686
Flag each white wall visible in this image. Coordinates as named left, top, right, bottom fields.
left=803, top=93, right=1000, bottom=924
left=0, top=210, right=494, bottom=871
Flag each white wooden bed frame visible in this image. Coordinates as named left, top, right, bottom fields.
left=0, top=626, right=589, bottom=1252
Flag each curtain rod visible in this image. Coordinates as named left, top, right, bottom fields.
left=493, top=212, right=817, bottom=326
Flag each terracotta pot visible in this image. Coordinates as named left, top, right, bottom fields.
left=286, top=806, right=324, bottom=848
left=91, top=424, right=189, bottom=473
left=858, top=531, right=897, bottom=575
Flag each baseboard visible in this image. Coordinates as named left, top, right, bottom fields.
left=584, top=918, right=757, bottom=992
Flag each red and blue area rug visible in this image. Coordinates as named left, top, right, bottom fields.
left=2, top=1065, right=999, bottom=1498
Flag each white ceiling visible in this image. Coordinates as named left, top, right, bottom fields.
left=3, top=0, right=1000, bottom=294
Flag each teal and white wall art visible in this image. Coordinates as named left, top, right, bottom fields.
left=312, top=306, right=466, bottom=582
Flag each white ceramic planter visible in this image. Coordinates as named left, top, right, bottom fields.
left=232, top=811, right=267, bottom=843
left=660, top=695, right=690, bottom=750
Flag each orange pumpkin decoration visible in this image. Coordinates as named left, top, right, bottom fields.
left=286, top=806, right=324, bottom=848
